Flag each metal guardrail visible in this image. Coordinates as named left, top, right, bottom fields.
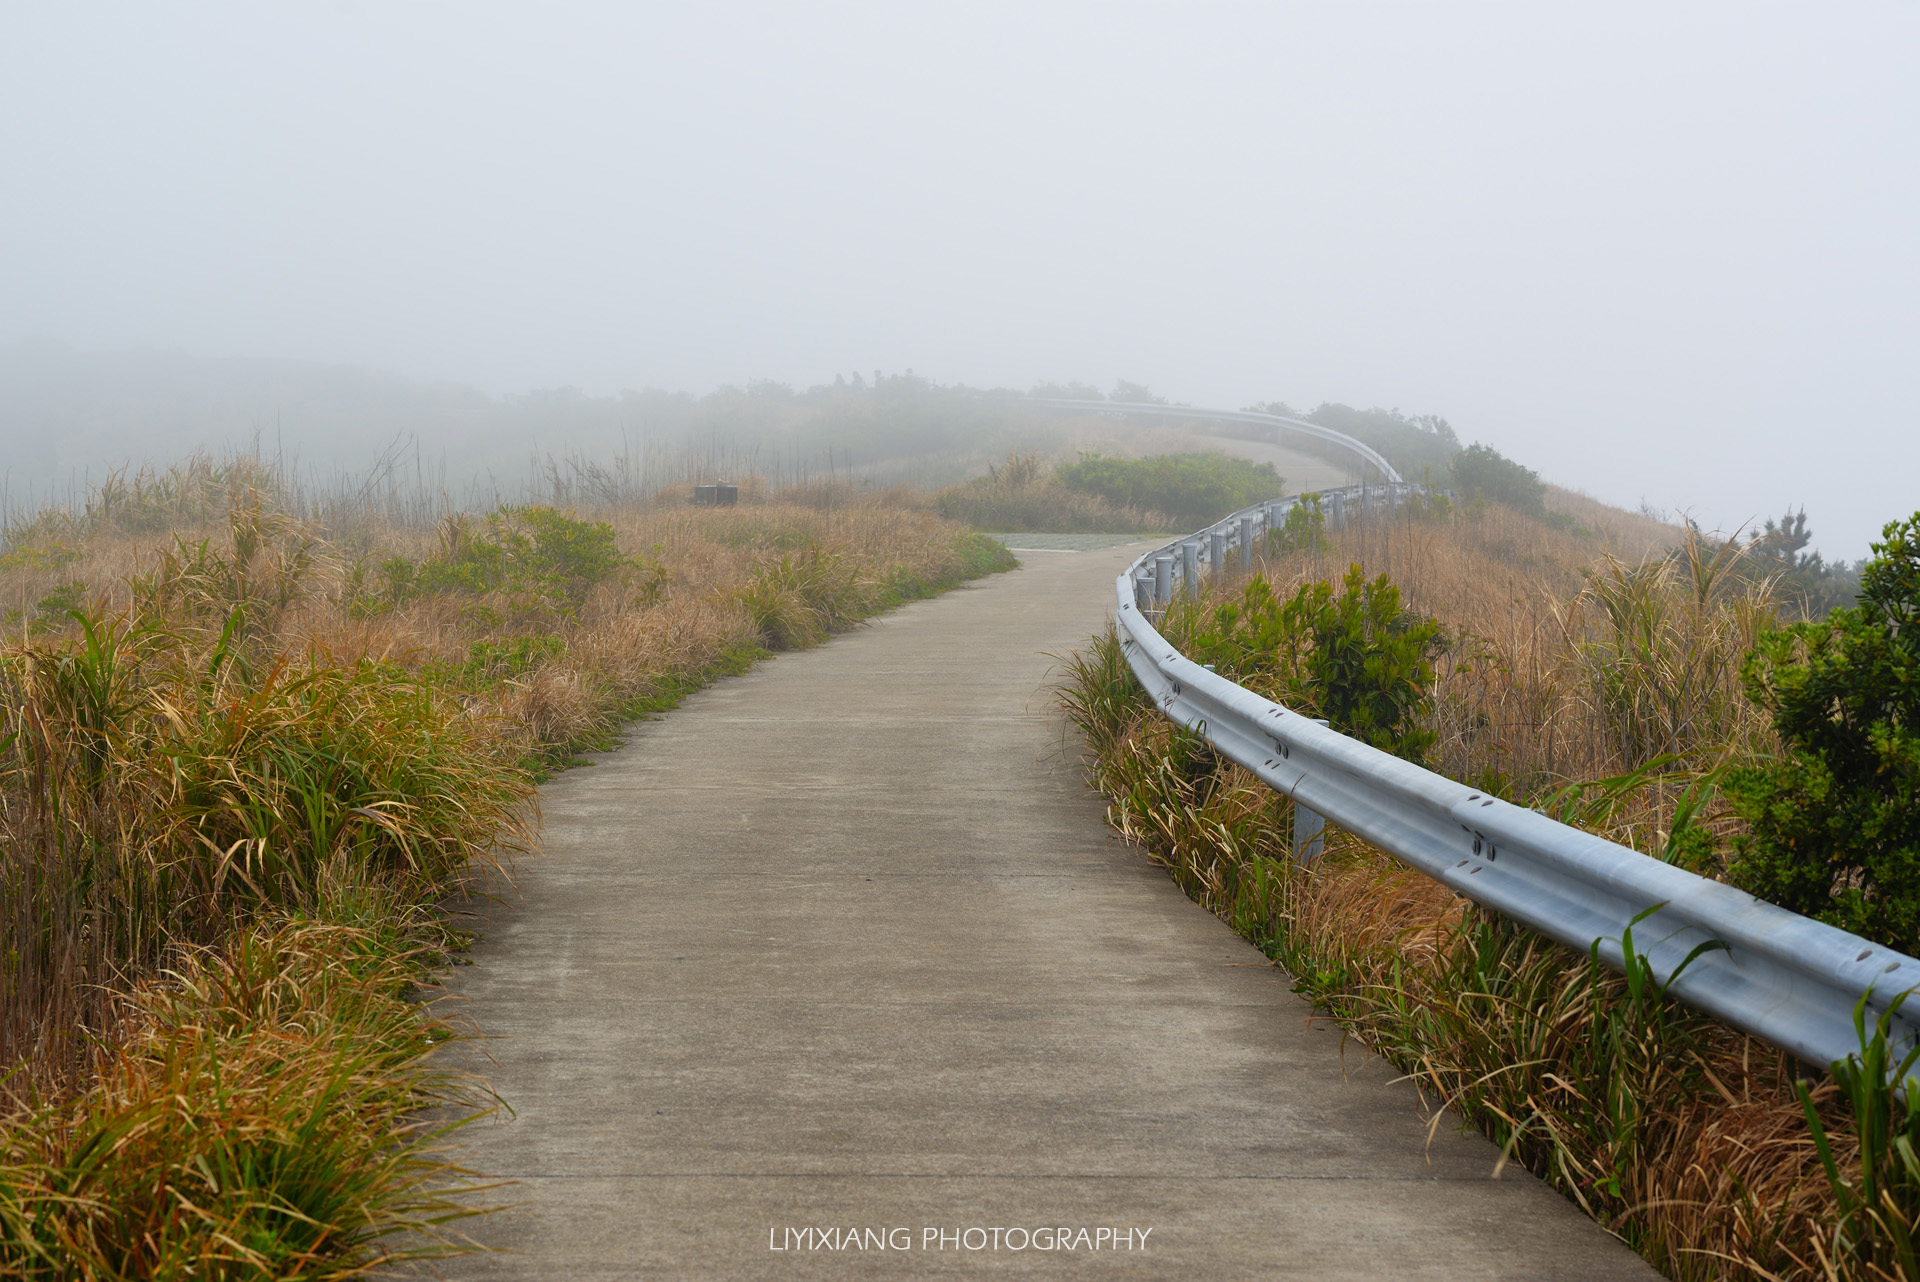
left=1088, top=402, right=1916, bottom=1071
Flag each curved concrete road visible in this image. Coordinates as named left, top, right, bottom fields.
left=440, top=545, right=1655, bottom=1280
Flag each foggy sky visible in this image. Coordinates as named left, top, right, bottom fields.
left=3, top=2, right=1915, bottom=556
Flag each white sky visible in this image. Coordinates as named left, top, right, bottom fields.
left=2, top=2, right=1915, bottom=555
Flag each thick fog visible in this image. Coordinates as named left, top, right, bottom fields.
left=2, top=3, right=1915, bottom=555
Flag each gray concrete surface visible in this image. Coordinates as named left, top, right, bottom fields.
left=438, top=545, right=1656, bottom=1280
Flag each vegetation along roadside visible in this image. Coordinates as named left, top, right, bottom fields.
left=1058, top=490, right=1920, bottom=1280
left=0, top=456, right=1015, bottom=1277
left=933, top=448, right=1284, bottom=535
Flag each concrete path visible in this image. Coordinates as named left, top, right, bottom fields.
left=440, top=546, right=1655, bottom=1280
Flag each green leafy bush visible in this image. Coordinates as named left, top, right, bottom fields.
left=1265, top=496, right=1326, bottom=555
left=934, top=452, right=1170, bottom=533
left=368, top=505, right=641, bottom=619
left=1726, top=512, right=1920, bottom=953
left=422, top=634, right=569, bottom=688
left=1054, top=452, right=1282, bottom=530
left=1172, top=565, right=1442, bottom=762
left=1451, top=443, right=1546, bottom=516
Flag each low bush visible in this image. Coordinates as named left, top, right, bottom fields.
left=1450, top=442, right=1546, bottom=516
left=1165, top=565, right=1443, bottom=762
left=1053, top=452, right=1281, bottom=529
left=934, top=452, right=1170, bottom=532
left=365, top=504, right=651, bottom=622
left=1264, top=495, right=1326, bottom=555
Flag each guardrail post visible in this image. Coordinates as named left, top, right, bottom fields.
left=1153, top=555, right=1172, bottom=605
left=1239, top=514, right=1255, bottom=570
left=1180, top=542, right=1199, bottom=592
left=1209, top=529, right=1225, bottom=574
left=1293, top=719, right=1331, bottom=864
left=1327, top=492, right=1344, bottom=531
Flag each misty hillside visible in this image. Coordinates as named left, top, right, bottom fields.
left=1, top=344, right=1425, bottom=511
left=0, top=344, right=1040, bottom=499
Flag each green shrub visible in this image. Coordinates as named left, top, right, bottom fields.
left=423, top=634, right=568, bottom=688
left=1265, top=496, right=1326, bottom=555
left=1451, top=443, right=1546, bottom=516
left=1054, top=453, right=1282, bottom=530
left=1172, top=565, right=1442, bottom=762
left=933, top=452, right=1170, bottom=533
left=1726, top=512, right=1920, bottom=954
left=368, top=505, right=640, bottom=619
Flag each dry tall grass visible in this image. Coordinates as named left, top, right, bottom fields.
left=1056, top=496, right=1904, bottom=1279
left=0, top=917, right=497, bottom=1277
left=0, top=457, right=1015, bottom=1276
left=1246, top=496, right=1776, bottom=861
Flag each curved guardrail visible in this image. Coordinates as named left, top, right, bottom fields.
left=1033, top=398, right=1404, bottom=484
left=1090, top=403, right=1916, bottom=1072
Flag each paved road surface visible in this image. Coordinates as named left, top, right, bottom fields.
left=439, top=544, right=1654, bottom=1280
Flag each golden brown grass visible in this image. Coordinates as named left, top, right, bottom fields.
left=0, top=458, right=1016, bottom=1276
left=0, top=915, right=497, bottom=1278
left=1055, top=496, right=1894, bottom=1279
left=1248, top=496, right=1776, bottom=859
